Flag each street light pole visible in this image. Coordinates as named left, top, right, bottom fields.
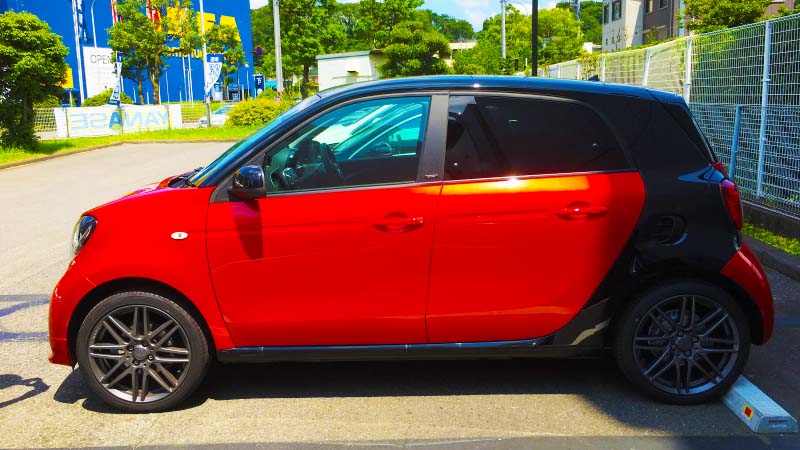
left=501, top=0, right=507, bottom=60
left=199, top=0, right=211, bottom=124
left=532, top=0, right=538, bottom=76
left=273, top=0, right=284, bottom=96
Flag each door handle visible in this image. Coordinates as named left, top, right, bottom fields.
left=557, top=202, right=608, bottom=221
left=373, top=213, right=425, bottom=233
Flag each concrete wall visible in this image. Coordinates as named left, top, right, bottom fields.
left=317, top=54, right=386, bottom=91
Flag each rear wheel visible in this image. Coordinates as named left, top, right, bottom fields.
left=614, top=281, right=750, bottom=404
left=76, top=291, right=210, bottom=413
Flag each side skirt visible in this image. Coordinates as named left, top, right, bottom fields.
left=216, top=338, right=605, bottom=364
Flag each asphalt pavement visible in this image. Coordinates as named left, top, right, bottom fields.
left=0, top=143, right=798, bottom=449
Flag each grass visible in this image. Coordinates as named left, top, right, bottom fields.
left=743, top=222, right=800, bottom=257
left=0, top=126, right=260, bottom=165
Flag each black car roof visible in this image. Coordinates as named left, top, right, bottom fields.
left=317, top=75, right=657, bottom=102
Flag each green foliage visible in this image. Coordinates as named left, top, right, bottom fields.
left=34, top=96, right=61, bottom=109
left=556, top=1, right=603, bottom=44
left=357, top=0, right=424, bottom=48
left=379, top=21, right=451, bottom=78
left=685, top=0, right=771, bottom=33
left=538, top=8, right=584, bottom=65
left=108, top=0, right=201, bottom=104
left=0, top=11, right=68, bottom=149
left=743, top=223, right=800, bottom=256
left=82, top=88, right=134, bottom=107
left=416, top=9, right=474, bottom=42
left=227, top=98, right=294, bottom=127
left=206, top=24, right=245, bottom=92
left=577, top=51, right=600, bottom=79
left=453, top=7, right=531, bottom=75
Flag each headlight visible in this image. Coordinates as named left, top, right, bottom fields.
left=72, top=215, right=97, bottom=255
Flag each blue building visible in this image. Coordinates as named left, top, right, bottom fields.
left=0, top=0, right=255, bottom=104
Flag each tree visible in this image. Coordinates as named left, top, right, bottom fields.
left=684, top=0, right=771, bottom=33
left=357, top=0, right=424, bottom=48
left=453, top=7, right=531, bottom=75
left=556, top=1, right=602, bottom=44
left=108, top=0, right=201, bottom=104
left=0, top=11, right=67, bottom=148
left=538, top=8, right=583, bottom=65
left=275, top=0, right=344, bottom=98
left=206, top=24, right=245, bottom=93
left=416, top=9, right=474, bottom=42
left=379, top=20, right=451, bottom=78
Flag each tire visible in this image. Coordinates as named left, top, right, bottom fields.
left=613, top=280, right=750, bottom=404
left=76, top=291, right=210, bottom=413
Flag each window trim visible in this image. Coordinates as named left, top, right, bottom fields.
left=211, top=92, right=447, bottom=203
left=440, top=90, right=636, bottom=182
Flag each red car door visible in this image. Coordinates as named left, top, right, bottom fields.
left=206, top=96, right=442, bottom=347
left=426, top=94, right=645, bottom=343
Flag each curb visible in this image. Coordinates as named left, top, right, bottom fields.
left=0, top=139, right=238, bottom=171
left=744, top=236, right=800, bottom=282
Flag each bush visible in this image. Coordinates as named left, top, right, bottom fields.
left=34, top=96, right=61, bottom=108
left=82, top=88, right=133, bottom=107
left=227, top=98, right=294, bottom=127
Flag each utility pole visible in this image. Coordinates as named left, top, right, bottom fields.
left=501, top=0, right=507, bottom=59
left=532, top=0, right=538, bottom=76
left=273, top=0, right=284, bottom=96
left=200, top=0, right=211, bottom=125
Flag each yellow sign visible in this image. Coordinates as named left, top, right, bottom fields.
left=60, top=67, right=74, bottom=89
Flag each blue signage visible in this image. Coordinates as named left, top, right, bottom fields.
left=254, top=74, right=264, bottom=96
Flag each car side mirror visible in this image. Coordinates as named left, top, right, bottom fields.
left=231, top=165, right=266, bottom=201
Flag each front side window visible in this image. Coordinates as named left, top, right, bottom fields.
left=646, top=0, right=653, bottom=13
left=612, top=0, right=622, bottom=20
left=262, top=96, right=430, bottom=193
left=603, top=4, right=609, bottom=23
left=444, top=95, right=628, bottom=180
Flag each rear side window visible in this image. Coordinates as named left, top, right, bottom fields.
left=444, top=95, right=629, bottom=180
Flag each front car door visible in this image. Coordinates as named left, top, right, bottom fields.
left=206, top=95, right=444, bottom=347
left=426, top=94, right=646, bottom=343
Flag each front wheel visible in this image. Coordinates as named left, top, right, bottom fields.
left=76, top=291, right=210, bottom=413
left=614, top=281, right=750, bottom=404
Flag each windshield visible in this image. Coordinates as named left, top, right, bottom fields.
left=188, top=95, right=320, bottom=186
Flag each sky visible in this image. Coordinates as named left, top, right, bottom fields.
left=248, top=0, right=560, bottom=31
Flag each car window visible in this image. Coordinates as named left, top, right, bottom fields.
left=444, top=95, right=628, bottom=180
left=263, top=96, right=430, bottom=193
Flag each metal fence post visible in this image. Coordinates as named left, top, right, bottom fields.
left=643, top=48, right=651, bottom=86
left=730, top=105, right=742, bottom=179
left=756, top=19, right=772, bottom=198
left=556, top=64, right=562, bottom=79
left=576, top=62, right=582, bottom=80
left=600, top=54, right=606, bottom=81
left=683, top=37, right=692, bottom=103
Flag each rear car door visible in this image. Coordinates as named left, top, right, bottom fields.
left=426, top=94, right=646, bottom=343
left=206, top=95, right=444, bottom=347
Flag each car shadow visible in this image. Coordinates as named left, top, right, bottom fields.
left=55, top=356, right=743, bottom=434
left=0, top=374, right=49, bottom=409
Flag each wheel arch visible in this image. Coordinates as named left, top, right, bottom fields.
left=67, top=277, right=217, bottom=363
left=608, top=264, right=765, bottom=345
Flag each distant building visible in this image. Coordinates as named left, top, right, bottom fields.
left=445, top=41, right=477, bottom=67
left=602, top=0, right=645, bottom=51
left=316, top=50, right=386, bottom=91
left=642, top=0, right=684, bottom=44
left=766, top=0, right=796, bottom=16
left=0, top=0, right=254, bottom=104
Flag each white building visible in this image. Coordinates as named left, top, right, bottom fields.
left=316, top=50, right=386, bottom=91
left=602, top=0, right=644, bottom=51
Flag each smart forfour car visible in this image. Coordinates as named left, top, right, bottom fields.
left=49, top=76, right=774, bottom=413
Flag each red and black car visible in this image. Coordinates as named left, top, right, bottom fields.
left=49, top=76, right=774, bottom=412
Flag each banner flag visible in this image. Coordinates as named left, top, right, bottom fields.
left=205, top=53, right=223, bottom=96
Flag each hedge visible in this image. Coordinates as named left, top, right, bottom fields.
left=227, top=97, right=295, bottom=127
